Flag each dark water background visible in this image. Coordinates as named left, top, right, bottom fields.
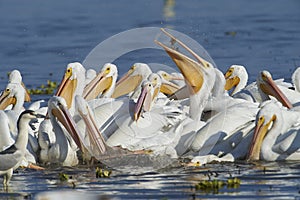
left=0, top=0, right=300, bottom=199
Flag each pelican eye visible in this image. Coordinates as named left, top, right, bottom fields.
left=5, top=88, right=10, bottom=92
left=163, top=73, right=167, bottom=77
left=130, top=65, right=136, bottom=70
left=105, top=67, right=110, bottom=73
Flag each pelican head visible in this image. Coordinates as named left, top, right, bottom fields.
left=83, top=63, right=118, bottom=100
left=0, top=83, right=24, bottom=111
left=9, top=70, right=31, bottom=102
left=111, top=63, right=152, bottom=98
left=55, top=62, right=86, bottom=110
left=247, top=101, right=280, bottom=160
left=134, top=81, right=155, bottom=121
left=48, top=96, right=82, bottom=150
left=156, top=28, right=216, bottom=120
left=224, top=65, right=248, bottom=95
left=157, top=70, right=182, bottom=95
left=134, top=73, right=163, bottom=121
left=257, top=70, right=292, bottom=109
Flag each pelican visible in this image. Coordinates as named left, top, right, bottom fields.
left=111, top=63, right=152, bottom=100
left=0, top=81, right=46, bottom=168
left=156, top=28, right=216, bottom=121
left=74, top=95, right=151, bottom=162
left=106, top=80, right=170, bottom=149
left=247, top=100, right=300, bottom=161
left=155, top=29, right=260, bottom=159
left=257, top=70, right=293, bottom=109
left=156, top=70, right=183, bottom=96
left=0, top=110, right=44, bottom=187
left=55, top=62, right=86, bottom=114
left=8, top=69, right=31, bottom=102
left=225, top=68, right=295, bottom=105
left=83, top=63, right=118, bottom=100
left=224, top=65, right=248, bottom=96
left=38, top=96, right=81, bottom=166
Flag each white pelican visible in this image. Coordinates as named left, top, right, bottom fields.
left=0, top=110, right=44, bottom=187
left=257, top=70, right=293, bottom=109
left=106, top=81, right=169, bottom=149
left=0, top=83, right=25, bottom=115
left=224, top=65, right=248, bottom=96
left=156, top=28, right=216, bottom=121
left=187, top=70, right=294, bottom=158
left=8, top=69, right=31, bottom=102
left=111, top=63, right=152, bottom=100
left=155, top=29, right=260, bottom=159
left=225, top=68, right=295, bottom=106
left=83, top=63, right=118, bottom=100
left=55, top=62, right=86, bottom=114
left=247, top=100, right=300, bottom=161
left=156, top=70, right=183, bottom=96
left=38, top=96, right=81, bottom=166
left=74, top=95, right=150, bottom=162
left=0, top=82, right=46, bottom=168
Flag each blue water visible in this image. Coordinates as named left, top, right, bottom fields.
left=0, top=0, right=300, bottom=89
left=1, top=0, right=300, bottom=198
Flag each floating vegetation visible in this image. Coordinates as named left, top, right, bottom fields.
left=225, top=31, right=237, bottom=36
left=195, top=177, right=241, bottom=193
left=95, top=167, right=112, bottom=178
left=58, top=173, right=76, bottom=188
left=58, top=173, right=70, bottom=182
left=28, top=80, right=57, bottom=95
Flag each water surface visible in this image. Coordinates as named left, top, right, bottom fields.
left=0, top=0, right=300, bottom=199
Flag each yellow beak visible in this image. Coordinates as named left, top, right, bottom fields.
left=247, top=115, right=276, bottom=161
left=0, top=90, right=16, bottom=110
left=259, top=75, right=292, bottom=109
left=55, top=74, right=77, bottom=109
left=111, top=70, right=142, bottom=98
left=83, top=71, right=113, bottom=100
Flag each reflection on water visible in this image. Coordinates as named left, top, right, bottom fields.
left=163, top=0, right=176, bottom=20
left=0, top=161, right=300, bottom=199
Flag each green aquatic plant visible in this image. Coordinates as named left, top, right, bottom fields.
left=28, top=80, right=58, bottom=95
left=95, top=167, right=112, bottom=178
left=195, top=177, right=241, bottom=193
left=59, top=173, right=69, bottom=182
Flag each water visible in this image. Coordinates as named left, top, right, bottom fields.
left=1, top=0, right=300, bottom=199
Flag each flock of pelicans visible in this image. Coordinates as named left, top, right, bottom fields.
left=1, top=28, right=300, bottom=186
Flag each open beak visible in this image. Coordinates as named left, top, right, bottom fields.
left=155, top=28, right=210, bottom=95
left=55, top=74, right=77, bottom=109
left=51, top=103, right=82, bottom=151
left=134, top=84, right=152, bottom=121
left=83, top=71, right=113, bottom=100
left=259, top=75, right=293, bottom=109
left=111, top=70, right=142, bottom=99
left=0, top=90, right=16, bottom=110
left=247, top=115, right=276, bottom=161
